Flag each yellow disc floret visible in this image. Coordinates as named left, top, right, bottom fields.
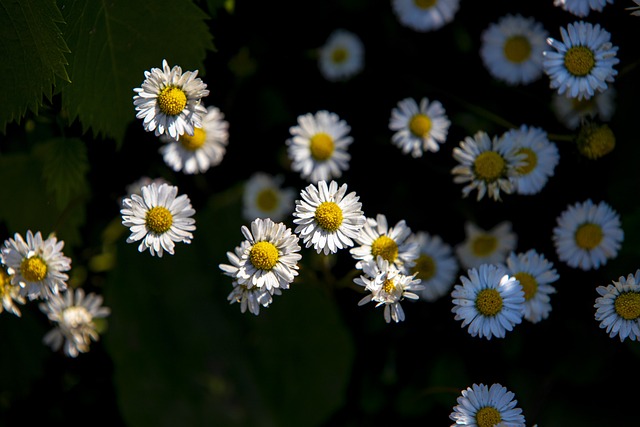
left=476, top=406, right=502, bottom=427
left=515, top=148, right=537, bottom=175
left=256, top=188, right=279, bottom=212
left=157, top=86, right=187, bottom=116
left=315, top=201, right=344, bottom=232
left=413, top=0, right=437, bottom=9
left=576, top=123, right=615, bottom=160
left=474, top=151, right=506, bottom=182
left=475, top=288, right=503, bottom=316
left=332, top=47, right=348, bottom=64
left=146, top=206, right=174, bottom=234
left=575, top=223, right=603, bottom=250
left=20, top=256, right=48, bottom=282
left=180, top=127, right=207, bottom=151
left=503, top=35, right=532, bottom=63
left=514, top=272, right=537, bottom=301
left=471, top=235, right=498, bottom=257
left=413, top=254, right=436, bottom=281
left=382, top=278, right=396, bottom=294
left=250, top=241, right=279, bottom=270
left=371, top=236, right=399, bottom=263
left=614, top=292, right=640, bottom=320
left=564, top=46, right=595, bottom=77
left=409, top=114, right=432, bottom=138
left=309, top=133, right=335, bottom=161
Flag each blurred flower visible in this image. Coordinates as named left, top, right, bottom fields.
left=318, top=29, right=364, bottom=82
left=133, top=59, right=209, bottom=140
left=286, top=110, right=353, bottom=183
left=242, top=172, right=296, bottom=223
left=456, top=220, right=517, bottom=270
left=628, top=0, right=640, bottom=16
left=388, top=97, right=451, bottom=158
left=407, top=231, right=459, bottom=302
left=391, top=0, right=460, bottom=32
left=553, top=0, right=614, bottom=17
left=552, top=199, right=623, bottom=270
left=594, top=270, right=640, bottom=342
left=0, top=267, right=25, bottom=316
left=120, top=182, right=196, bottom=257
left=576, top=122, right=615, bottom=159
left=449, top=383, right=526, bottom=427
left=552, top=86, right=616, bottom=130
left=227, top=280, right=281, bottom=316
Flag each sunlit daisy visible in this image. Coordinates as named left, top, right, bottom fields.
left=554, top=0, right=614, bottom=17
left=456, top=221, right=518, bottom=270
left=594, top=270, right=640, bottom=342
left=449, top=383, right=526, bottom=427
left=391, top=0, right=460, bottom=32
left=451, top=263, right=525, bottom=340
left=552, top=87, right=616, bottom=130
left=575, top=122, right=616, bottom=160
left=543, top=21, right=619, bottom=100
left=628, top=0, right=640, bottom=16
left=133, top=59, right=210, bottom=140
left=480, top=14, right=548, bottom=86
left=1, top=230, right=71, bottom=300
left=552, top=199, right=623, bottom=270
left=120, top=182, right=196, bottom=257
left=389, top=97, right=451, bottom=158
left=0, top=267, right=25, bottom=316
left=407, top=231, right=459, bottom=302
left=292, top=180, right=365, bottom=255
left=286, top=110, right=353, bottom=183
left=318, top=29, right=364, bottom=82
left=242, top=172, right=296, bottom=223
left=227, top=280, right=282, bottom=316
left=159, top=105, right=229, bottom=174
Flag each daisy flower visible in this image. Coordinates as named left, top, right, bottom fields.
left=120, top=182, right=196, bottom=257
left=292, top=180, right=366, bottom=255
left=159, top=105, right=229, bottom=174
left=318, top=29, right=364, bottom=82
left=552, top=199, right=623, bottom=270
left=38, top=287, right=111, bottom=358
left=355, top=256, right=423, bottom=323
left=407, top=231, right=459, bottom=302
left=227, top=281, right=282, bottom=316
left=628, top=0, right=640, bottom=16
left=133, top=59, right=210, bottom=140
left=451, top=130, right=524, bottom=201
left=0, top=267, right=25, bottom=316
left=1, top=230, right=72, bottom=300
left=553, top=0, right=614, bottom=17
left=451, top=263, right=525, bottom=340
left=504, top=249, right=559, bottom=323
left=350, top=213, right=419, bottom=274
left=219, top=218, right=302, bottom=292
left=480, top=14, right=549, bottom=86
left=456, top=220, right=518, bottom=271
left=594, top=270, right=640, bottom=342
left=449, top=383, right=526, bottom=427
left=542, top=21, right=619, bottom=100
left=286, top=110, right=353, bottom=183
left=388, top=97, right=451, bottom=158
left=391, top=0, right=460, bottom=33
left=242, top=172, right=296, bottom=223
left=552, top=87, right=616, bottom=130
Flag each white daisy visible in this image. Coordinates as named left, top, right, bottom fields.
left=480, top=14, right=548, bottom=86
left=292, top=180, right=366, bottom=255
left=456, top=221, right=518, bottom=271
left=318, top=29, right=364, bottom=82
left=227, top=280, right=282, bottom=316
left=552, top=86, right=616, bottom=130
left=391, top=0, right=460, bottom=33
left=451, top=130, right=524, bottom=201
left=594, top=270, right=640, bottom=342
left=219, top=218, right=302, bottom=292
left=407, top=231, right=459, bottom=302
left=0, top=267, right=26, bottom=316
left=120, top=182, right=196, bottom=257
left=242, top=172, right=296, bottom=223
left=350, top=213, right=419, bottom=274
left=628, top=0, right=640, bottom=16
left=286, top=110, right=353, bottom=183
left=451, top=263, right=525, bottom=340
left=552, top=199, right=623, bottom=271
left=355, top=256, right=423, bottom=323
left=133, top=59, right=210, bottom=140
left=449, top=383, right=526, bottom=427
left=1, top=230, right=72, bottom=300
left=388, top=97, right=451, bottom=158
left=543, top=21, right=619, bottom=100
left=504, top=249, right=559, bottom=324
left=554, top=0, right=614, bottom=17
left=38, top=287, right=111, bottom=358
left=159, top=105, right=229, bottom=174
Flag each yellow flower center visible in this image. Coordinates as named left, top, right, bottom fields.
left=476, top=406, right=502, bottom=427
left=574, top=223, right=603, bottom=250
left=503, top=35, right=532, bottom=63
left=413, top=0, right=437, bottom=9
left=20, top=256, right=48, bottom=282
left=180, top=127, right=207, bottom=151
left=471, top=234, right=498, bottom=257
left=145, top=206, right=173, bottom=234
left=413, top=254, right=436, bottom=281
left=0, top=269, right=11, bottom=296
left=409, top=114, right=432, bottom=138
left=309, top=132, right=335, bottom=161
left=250, top=241, right=279, bottom=271
left=157, top=86, right=187, bottom=116
left=515, top=148, right=537, bottom=175
left=473, top=151, right=506, bottom=182
left=475, top=288, right=503, bottom=316
left=577, top=123, right=615, bottom=160
left=382, top=278, right=396, bottom=294
left=614, top=292, right=640, bottom=320
left=315, top=201, right=344, bottom=232
left=564, top=46, right=595, bottom=77
left=331, top=47, right=348, bottom=64
left=371, top=236, right=399, bottom=263
left=514, top=272, right=537, bottom=301
left=256, top=188, right=279, bottom=212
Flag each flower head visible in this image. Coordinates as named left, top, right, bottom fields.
left=407, top=231, right=459, bottom=302
left=318, top=29, right=364, bottom=82
left=576, top=122, right=615, bottom=159
left=227, top=280, right=282, bottom=316
left=391, top=0, right=460, bottom=32
left=552, top=87, right=616, bottom=130
left=449, top=383, right=526, bottom=427
left=456, top=221, right=517, bottom=270
left=595, top=270, right=640, bottom=342
left=553, top=0, right=614, bottom=17
left=0, top=267, right=25, bottom=316
left=242, top=172, right=296, bottom=223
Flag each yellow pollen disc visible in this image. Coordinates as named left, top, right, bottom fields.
left=471, top=234, right=498, bottom=257
left=515, top=272, right=538, bottom=301
left=564, top=46, right=595, bottom=77
left=20, top=256, right=48, bottom=282
left=371, top=236, right=399, bottom=263
left=476, top=406, right=502, bottom=427
left=157, top=86, right=187, bottom=116
left=315, top=201, right=344, bottom=232
left=574, top=223, right=603, bottom=250
left=331, top=47, right=348, bottom=64
left=614, top=292, right=640, bottom=320
left=413, top=0, right=437, bottom=9
left=0, top=269, right=11, bottom=295
left=413, top=254, right=436, bottom=281
left=145, top=206, right=174, bottom=234
left=475, top=288, right=503, bottom=316
left=503, top=35, right=532, bottom=63
left=382, top=278, right=396, bottom=294
left=250, top=241, right=279, bottom=271
left=515, top=147, right=537, bottom=175
left=409, top=114, right=432, bottom=138
left=256, top=188, right=279, bottom=212
left=571, top=97, right=595, bottom=113
left=309, top=133, right=335, bottom=161
left=180, top=127, right=207, bottom=151
left=473, top=151, right=506, bottom=182
left=577, top=124, right=615, bottom=160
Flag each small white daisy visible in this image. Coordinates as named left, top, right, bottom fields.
left=292, top=180, right=366, bottom=255
left=38, top=287, right=110, bottom=358
left=159, top=105, right=229, bottom=174
left=133, top=59, right=210, bottom=140
left=286, top=110, right=353, bottom=183
left=1, top=230, right=72, bottom=300
left=355, top=256, right=423, bottom=323
left=554, top=0, right=614, bottom=17
left=120, top=182, right=196, bottom=257
left=391, top=0, right=460, bottom=32
left=543, top=21, right=619, bottom=100
left=552, top=199, right=623, bottom=271
left=318, top=29, right=364, bottom=82
left=451, top=130, right=524, bottom=201
left=389, top=97, right=451, bottom=158
left=350, top=213, right=419, bottom=274
left=227, top=280, right=282, bottom=316
left=628, top=0, right=640, bottom=16
left=451, top=263, right=525, bottom=340
left=456, top=221, right=518, bottom=271
left=407, top=231, right=459, bottom=302
left=595, top=270, right=640, bottom=342
left=552, top=87, right=616, bottom=130
left=504, top=249, right=559, bottom=324
left=0, top=267, right=26, bottom=316
left=449, top=383, right=526, bottom=427
left=242, top=172, right=296, bottom=223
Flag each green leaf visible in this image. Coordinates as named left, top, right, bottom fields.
left=0, top=0, right=70, bottom=132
